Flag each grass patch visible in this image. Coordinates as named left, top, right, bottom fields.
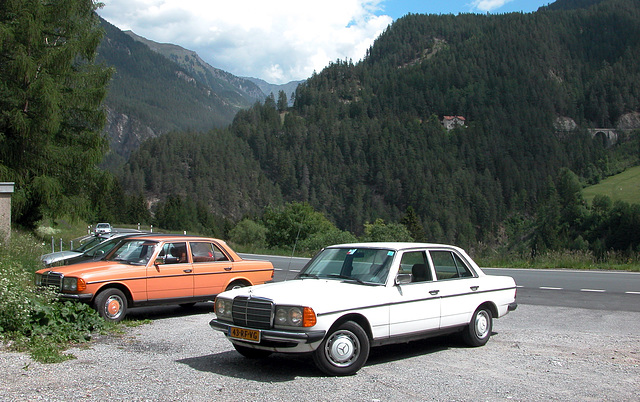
left=583, top=165, right=640, bottom=205
left=476, top=249, right=640, bottom=271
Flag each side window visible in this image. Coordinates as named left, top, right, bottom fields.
left=399, top=251, right=432, bottom=283
left=430, top=250, right=475, bottom=280
left=430, top=250, right=458, bottom=280
left=159, top=242, right=188, bottom=264
left=453, top=253, right=474, bottom=278
left=190, top=242, right=229, bottom=263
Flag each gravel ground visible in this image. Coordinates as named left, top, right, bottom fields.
left=1, top=303, right=638, bottom=401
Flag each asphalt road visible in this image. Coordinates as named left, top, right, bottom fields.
left=243, top=253, right=640, bottom=312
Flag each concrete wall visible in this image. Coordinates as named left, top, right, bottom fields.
left=0, top=182, right=14, bottom=240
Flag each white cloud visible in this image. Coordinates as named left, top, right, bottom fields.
left=98, top=0, right=392, bottom=84
left=470, top=0, right=514, bottom=12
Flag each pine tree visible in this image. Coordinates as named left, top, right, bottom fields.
left=0, top=0, right=113, bottom=226
left=277, top=90, right=288, bottom=112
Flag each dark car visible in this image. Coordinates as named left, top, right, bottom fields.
left=59, top=233, right=146, bottom=266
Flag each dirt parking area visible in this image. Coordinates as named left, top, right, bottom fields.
left=1, top=304, right=638, bottom=401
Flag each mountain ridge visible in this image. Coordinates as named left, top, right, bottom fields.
left=97, top=18, right=304, bottom=168
left=123, top=30, right=266, bottom=106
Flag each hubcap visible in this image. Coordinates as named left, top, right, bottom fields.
left=105, top=296, right=123, bottom=319
left=475, top=310, right=490, bottom=338
left=325, top=330, right=360, bottom=367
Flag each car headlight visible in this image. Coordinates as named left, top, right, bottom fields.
left=274, top=306, right=316, bottom=328
left=215, top=297, right=233, bottom=321
left=62, top=277, right=86, bottom=292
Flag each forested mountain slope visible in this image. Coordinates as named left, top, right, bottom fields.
left=97, top=18, right=261, bottom=165
left=121, top=0, right=640, bottom=246
left=120, top=129, right=283, bottom=221
left=124, top=31, right=266, bottom=106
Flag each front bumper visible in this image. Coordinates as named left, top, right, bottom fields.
left=59, top=293, right=94, bottom=301
left=508, top=302, right=518, bottom=311
left=209, top=318, right=326, bottom=345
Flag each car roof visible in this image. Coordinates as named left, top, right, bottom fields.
left=119, top=234, right=226, bottom=243
left=327, top=242, right=462, bottom=251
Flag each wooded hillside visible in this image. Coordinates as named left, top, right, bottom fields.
left=120, top=0, right=640, bottom=249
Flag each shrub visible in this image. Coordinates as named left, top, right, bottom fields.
left=362, top=219, right=414, bottom=242
left=0, top=232, right=106, bottom=362
left=228, top=219, right=268, bottom=248
left=263, top=202, right=336, bottom=248
left=299, top=229, right=358, bottom=252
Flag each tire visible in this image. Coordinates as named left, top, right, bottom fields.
left=312, top=321, right=370, bottom=376
left=233, top=343, right=272, bottom=359
left=462, top=307, right=493, bottom=347
left=225, top=281, right=248, bottom=291
left=93, top=288, right=128, bottom=322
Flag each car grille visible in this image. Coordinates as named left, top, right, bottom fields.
left=40, top=271, right=63, bottom=291
left=232, top=296, right=274, bottom=329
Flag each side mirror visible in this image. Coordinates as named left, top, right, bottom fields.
left=395, top=273, right=412, bottom=285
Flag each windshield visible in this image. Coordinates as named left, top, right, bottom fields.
left=298, top=247, right=395, bottom=285
left=84, top=236, right=127, bottom=258
left=72, top=236, right=104, bottom=252
left=105, top=239, right=159, bottom=265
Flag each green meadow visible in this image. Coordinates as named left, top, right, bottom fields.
left=583, top=165, right=640, bottom=205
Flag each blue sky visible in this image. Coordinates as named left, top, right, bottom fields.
left=98, top=0, right=553, bottom=84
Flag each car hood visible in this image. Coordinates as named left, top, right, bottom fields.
left=40, top=251, right=83, bottom=263
left=36, top=260, right=133, bottom=280
left=220, top=279, right=386, bottom=314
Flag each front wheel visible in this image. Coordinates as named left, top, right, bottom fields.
left=93, top=288, right=128, bottom=322
left=312, top=321, right=370, bottom=376
left=462, top=307, right=492, bottom=347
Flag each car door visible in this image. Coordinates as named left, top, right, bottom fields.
left=146, top=242, right=194, bottom=301
left=189, top=241, right=234, bottom=297
left=388, top=250, right=441, bottom=336
left=428, top=249, right=481, bottom=329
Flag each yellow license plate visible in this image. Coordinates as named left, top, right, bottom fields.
left=230, top=327, right=261, bottom=343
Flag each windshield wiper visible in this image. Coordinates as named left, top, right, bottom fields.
left=326, top=273, right=366, bottom=285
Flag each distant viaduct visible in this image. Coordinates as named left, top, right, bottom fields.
left=587, top=128, right=636, bottom=147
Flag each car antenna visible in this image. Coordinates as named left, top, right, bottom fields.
left=284, top=225, right=302, bottom=281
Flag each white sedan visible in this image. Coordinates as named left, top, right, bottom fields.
left=210, top=242, right=517, bottom=376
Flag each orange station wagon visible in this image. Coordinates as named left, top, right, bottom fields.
left=35, top=234, right=274, bottom=321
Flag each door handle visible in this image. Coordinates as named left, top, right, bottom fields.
left=183, top=269, right=193, bottom=273
left=429, top=290, right=439, bottom=295
left=224, top=266, right=232, bottom=271
left=470, top=286, right=479, bottom=291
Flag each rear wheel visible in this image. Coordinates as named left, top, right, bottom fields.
left=225, top=281, right=248, bottom=291
left=93, top=288, right=127, bottom=322
left=462, top=307, right=492, bottom=347
left=233, top=343, right=272, bottom=359
left=312, top=321, right=370, bottom=376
